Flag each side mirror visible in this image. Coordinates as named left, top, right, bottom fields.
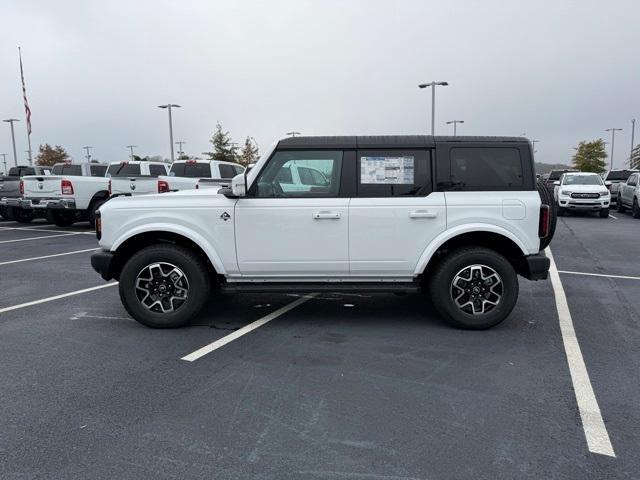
left=554, top=181, right=560, bottom=186
left=231, top=173, right=247, bottom=197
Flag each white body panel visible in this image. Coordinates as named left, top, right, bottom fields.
left=108, top=162, right=169, bottom=197
left=349, top=193, right=447, bottom=274
left=22, top=175, right=109, bottom=210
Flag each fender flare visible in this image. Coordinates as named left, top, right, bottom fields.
left=111, top=223, right=227, bottom=275
left=413, top=223, right=530, bottom=275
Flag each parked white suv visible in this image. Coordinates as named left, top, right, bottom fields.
left=553, top=172, right=611, bottom=217
left=92, top=136, right=552, bottom=330
left=617, top=171, right=640, bottom=218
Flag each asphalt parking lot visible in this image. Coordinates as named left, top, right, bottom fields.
left=0, top=213, right=639, bottom=480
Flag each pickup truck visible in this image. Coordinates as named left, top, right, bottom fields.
left=616, top=171, right=640, bottom=218
left=20, top=162, right=109, bottom=227
left=0, top=165, right=53, bottom=222
left=160, top=159, right=244, bottom=192
left=603, top=169, right=638, bottom=207
left=91, top=135, right=553, bottom=330
left=108, top=161, right=170, bottom=197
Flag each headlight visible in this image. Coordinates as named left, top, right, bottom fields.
left=599, top=191, right=610, bottom=197
left=560, top=190, right=573, bottom=196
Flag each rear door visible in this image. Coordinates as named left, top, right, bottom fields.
left=234, top=149, right=349, bottom=275
left=349, top=148, right=446, bottom=274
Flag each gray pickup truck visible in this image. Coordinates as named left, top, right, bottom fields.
left=0, top=165, right=52, bottom=222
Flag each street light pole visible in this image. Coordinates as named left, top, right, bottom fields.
left=630, top=119, right=636, bottom=167
left=286, top=131, right=301, bottom=137
left=418, top=81, right=448, bottom=135
left=605, top=128, right=623, bottom=169
left=158, top=104, right=181, bottom=163
left=3, top=118, right=20, bottom=166
left=0, top=153, right=7, bottom=174
left=446, top=120, right=464, bottom=136
left=83, top=146, right=93, bottom=162
left=126, top=145, right=137, bottom=161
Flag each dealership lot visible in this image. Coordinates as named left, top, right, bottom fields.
left=0, top=215, right=638, bottom=479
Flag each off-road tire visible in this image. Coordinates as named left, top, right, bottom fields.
left=50, top=210, right=75, bottom=227
left=119, top=244, right=211, bottom=328
left=88, top=198, right=108, bottom=228
left=536, top=180, right=557, bottom=250
left=429, top=247, right=519, bottom=330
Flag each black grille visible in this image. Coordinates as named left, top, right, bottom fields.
left=571, top=193, right=599, bottom=199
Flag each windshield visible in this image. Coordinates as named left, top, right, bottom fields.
left=549, top=170, right=574, bottom=180
left=51, top=164, right=82, bottom=176
left=106, top=163, right=141, bottom=177
left=606, top=170, right=637, bottom=181
left=563, top=175, right=603, bottom=186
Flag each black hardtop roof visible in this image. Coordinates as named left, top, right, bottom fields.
left=277, top=135, right=527, bottom=150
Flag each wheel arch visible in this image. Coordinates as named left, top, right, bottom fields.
left=109, top=228, right=224, bottom=281
left=415, top=226, right=530, bottom=278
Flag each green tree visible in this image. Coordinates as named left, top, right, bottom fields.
left=630, top=144, right=640, bottom=169
left=237, top=136, right=259, bottom=166
left=35, top=144, right=70, bottom=166
left=204, top=122, right=237, bottom=162
left=571, top=139, right=607, bottom=174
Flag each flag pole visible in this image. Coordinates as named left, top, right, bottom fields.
left=19, top=46, right=33, bottom=166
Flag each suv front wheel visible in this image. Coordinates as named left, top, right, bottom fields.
left=429, top=247, right=519, bottom=330
left=119, top=244, right=211, bottom=328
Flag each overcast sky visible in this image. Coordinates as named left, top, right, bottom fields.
left=1, top=0, right=638, bottom=168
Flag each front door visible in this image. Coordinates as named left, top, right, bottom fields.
left=349, top=148, right=446, bottom=275
left=235, top=149, right=349, bottom=276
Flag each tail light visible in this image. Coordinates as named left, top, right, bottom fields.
left=61, top=179, right=74, bottom=195
left=539, top=205, right=550, bottom=238
left=108, top=179, right=111, bottom=195
left=95, top=211, right=102, bottom=240
left=158, top=180, right=169, bottom=193
left=19, top=180, right=24, bottom=195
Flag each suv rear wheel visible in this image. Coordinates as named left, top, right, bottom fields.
left=599, top=208, right=610, bottom=218
left=429, top=247, right=518, bottom=329
left=633, top=198, right=640, bottom=219
left=119, top=244, right=211, bottom=328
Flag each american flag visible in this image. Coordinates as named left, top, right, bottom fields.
left=19, top=47, right=32, bottom=135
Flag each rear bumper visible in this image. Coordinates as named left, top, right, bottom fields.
left=1, top=197, right=21, bottom=207
left=91, top=250, right=115, bottom=281
left=521, top=253, right=550, bottom=281
left=21, top=197, right=77, bottom=210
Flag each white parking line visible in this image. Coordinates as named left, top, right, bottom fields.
left=559, top=270, right=640, bottom=281
left=0, top=248, right=97, bottom=266
left=0, top=226, right=95, bottom=235
left=181, top=293, right=317, bottom=362
left=0, top=233, right=84, bottom=244
left=608, top=214, right=618, bottom=219
left=0, top=283, right=118, bottom=314
left=546, top=247, right=615, bottom=457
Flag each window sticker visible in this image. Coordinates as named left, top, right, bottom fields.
left=361, top=156, right=414, bottom=184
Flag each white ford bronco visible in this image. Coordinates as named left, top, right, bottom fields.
left=92, top=136, right=553, bottom=330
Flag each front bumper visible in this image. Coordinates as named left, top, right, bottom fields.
left=20, top=197, right=77, bottom=210
left=558, top=196, right=609, bottom=210
left=521, top=253, right=550, bottom=281
left=91, top=250, right=115, bottom=281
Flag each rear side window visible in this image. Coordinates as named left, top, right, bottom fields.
left=357, top=150, right=432, bottom=197
left=51, top=165, right=82, bottom=176
left=170, top=163, right=211, bottom=177
left=233, top=165, right=245, bottom=175
left=219, top=164, right=239, bottom=178
left=628, top=174, right=638, bottom=186
left=149, top=164, right=167, bottom=176
left=90, top=165, right=107, bottom=177
left=107, top=163, right=141, bottom=177
left=450, top=147, right=523, bottom=189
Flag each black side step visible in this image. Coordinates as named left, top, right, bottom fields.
left=220, top=282, right=422, bottom=294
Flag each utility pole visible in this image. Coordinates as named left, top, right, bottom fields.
left=630, top=119, right=636, bottom=167
left=127, top=145, right=137, bottom=161
left=176, top=140, right=186, bottom=157
left=605, top=128, right=622, bottom=169
left=286, top=131, right=301, bottom=137
left=445, top=120, right=464, bottom=136
left=418, top=81, right=448, bottom=135
left=532, top=140, right=539, bottom=153
left=0, top=153, right=7, bottom=174
left=83, top=146, right=93, bottom=162
left=158, top=104, right=181, bottom=163
left=3, top=118, right=20, bottom=166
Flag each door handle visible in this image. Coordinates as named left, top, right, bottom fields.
left=409, top=210, right=437, bottom=219
left=313, top=211, right=341, bottom=220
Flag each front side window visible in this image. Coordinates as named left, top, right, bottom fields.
left=90, top=165, right=107, bottom=177
left=357, top=150, right=431, bottom=197
left=252, top=150, right=342, bottom=198
left=450, top=147, right=523, bottom=189
left=149, top=164, right=167, bottom=176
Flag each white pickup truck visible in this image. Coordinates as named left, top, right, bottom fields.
left=108, top=161, right=170, bottom=197
left=92, top=135, right=554, bottom=330
left=21, top=162, right=109, bottom=227
left=160, top=159, right=245, bottom=192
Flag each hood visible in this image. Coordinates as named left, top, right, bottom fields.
left=103, top=189, right=234, bottom=211
left=560, top=184, right=609, bottom=194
